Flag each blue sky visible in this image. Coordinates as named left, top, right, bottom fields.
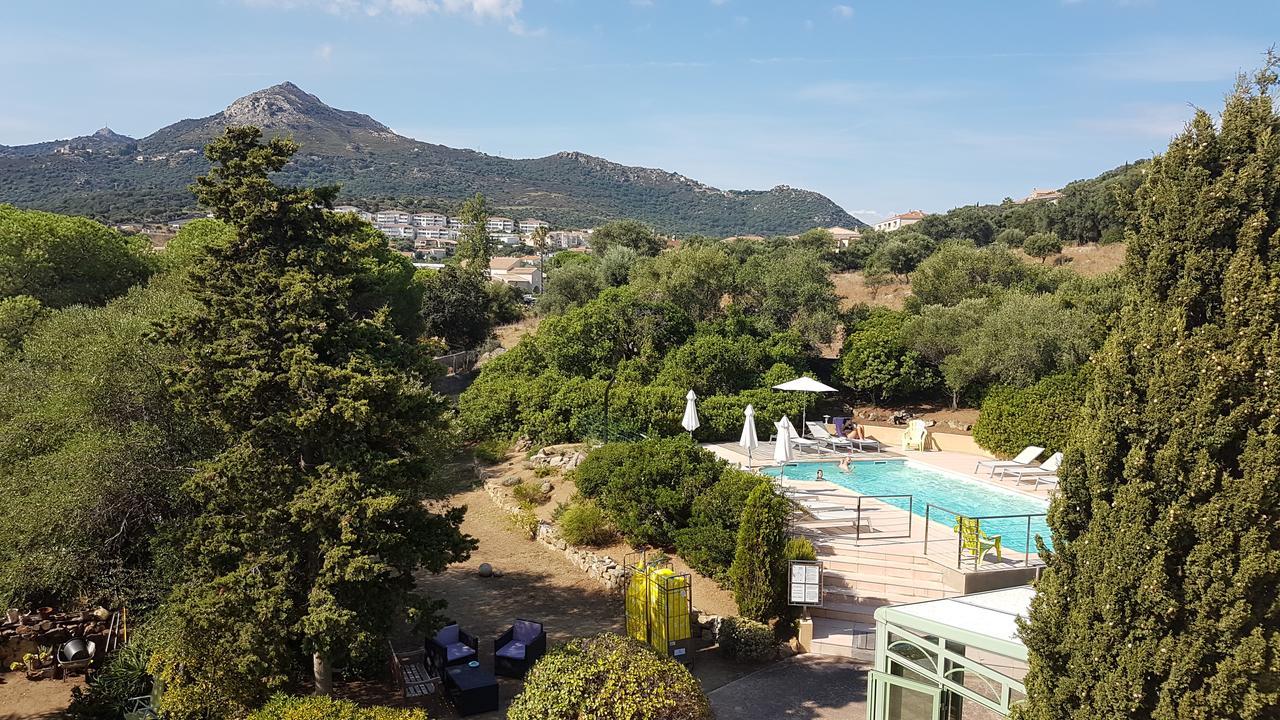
left=2, top=1, right=1276, bottom=222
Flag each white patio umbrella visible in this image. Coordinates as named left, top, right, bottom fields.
left=773, top=417, right=795, bottom=477
left=772, top=376, right=840, bottom=433
left=681, top=389, right=701, bottom=436
left=738, top=404, right=759, bottom=467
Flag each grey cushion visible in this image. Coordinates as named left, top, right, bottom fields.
left=496, top=640, right=526, bottom=660
left=435, top=624, right=459, bottom=645
left=513, top=620, right=541, bottom=644
left=446, top=642, right=475, bottom=662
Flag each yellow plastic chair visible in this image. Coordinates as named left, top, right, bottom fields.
left=902, top=419, right=929, bottom=451
left=954, top=517, right=1002, bottom=566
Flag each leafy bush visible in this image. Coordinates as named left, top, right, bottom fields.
left=533, top=465, right=556, bottom=478
left=574, top=437, right=728, bottom=546
left=1024, top=231, right=1064, bottom=262
left=718, top=616, right=776, bottom=662
left=507, top=633, right=712, bottom=720
left=510, top=502, right=541, bottom=540
left=729, top=484, right=793, bottom=622
left=473, top=438, right=512, bottom=464
left=910, top=242, right=1064, bottom=306
left=557, top=502, right=618, bottom=547
left=836, top=308, right=941, bottom=403
left=67, top=640, right=153, bottom=720
left=512, top=481, right=550, bottom=505
left=673, top=470, right=768, bottom=581
left=972, top=370, right=1090, bottom=456
left=247, top=694, right=428, bottom=720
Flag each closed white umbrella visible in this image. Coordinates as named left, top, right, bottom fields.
left=681, top=389, right=700, bottom=435
left=738, top=404, right=759, bottom=467
left=772, top=376, right=840, bottom=432
left=774, top=418, right=794, bottom=477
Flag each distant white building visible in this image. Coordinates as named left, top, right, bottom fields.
left=493, top=233, right=523, bottom=246
left=826, top=226, right=862, bottom=248
left=486, top=217, right=516, bottom=233
left=548, top=229, right=591, bottom=249
left=873, top=210, right=927, bottom=233
left=380, top=224, right=416, bottom=240
left=412, top=212, right=448, bottom=228
left=1016, top=188, right=1065, bottom=204
left=518, top=218, right=550, bottom=235
left=489, top=256, right=543, bottom=291
left=376, top=209, right=411, bottom=225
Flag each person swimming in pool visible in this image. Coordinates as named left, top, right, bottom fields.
left=815, top=469, right=825, bottom=481
left=838, top=455, right=851, bottom=473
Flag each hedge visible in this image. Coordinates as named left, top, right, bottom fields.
left=972, top=369, right=1090, bottom=456
left=247, top=694, right=428, bottom=720
left=717, top=616, right=776, bottom=662
left=507, top=634, right=712, bottom=720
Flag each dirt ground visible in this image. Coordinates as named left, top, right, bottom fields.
left=489, top=448, right=741, bottom=619
left=373, top=455, right=764, bottom=718
left=0, top=673, right=83, bottom=720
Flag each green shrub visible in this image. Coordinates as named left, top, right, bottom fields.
left=512, top=481, right=550, bottom=505
left=836, top=309, right=941, bottom=404
left=785, top=537, right=817, bottom=562
left=510, top=502, right=540, bottom=540
left=729, top=484, right=793, bottom=622
left=574, top=437, right=726, bottom=547
left=717, top=616, right=776, bottom=662
left=247, top=694, right=428, bottom=720
left=507, top=633, right=712, bottom=720
left=67, top=640, right=152, bottom=720
left=557, top=502, right=618, bottom=547
left=474, top=438, right=512, bottom=464
left=673, top=470, right=768, bottom=581
left=533, top=465, right=556, bottom=478
left=972, top=369, right=1089, bottom=456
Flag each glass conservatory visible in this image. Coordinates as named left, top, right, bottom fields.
left=867, top=586, right=1033, bottom=720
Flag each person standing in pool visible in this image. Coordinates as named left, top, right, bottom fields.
left=815, top=469, right=825, bottom=481
left=838, top=456, right=851, bottom=473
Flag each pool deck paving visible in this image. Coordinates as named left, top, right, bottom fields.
left=708, top=654, right=869, bottom=720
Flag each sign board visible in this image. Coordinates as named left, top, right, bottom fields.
left=788, top=560, right=822, bottom=606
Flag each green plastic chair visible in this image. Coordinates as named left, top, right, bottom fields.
left=954, top=517, right=1002, bottom=566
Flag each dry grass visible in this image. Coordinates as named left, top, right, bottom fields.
left=832, top=242, right=1128, bottom=312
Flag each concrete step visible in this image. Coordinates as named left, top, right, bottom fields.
left=809, top=617, right=876, bottom=659
left=823, top=570, right=952, bottom=600
left=823, top=581, right=954, bottom=605
left=817, top=555, right=945, bottom=583
left=809, top=597, right=885, bottom=624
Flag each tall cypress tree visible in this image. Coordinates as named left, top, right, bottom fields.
left=1018, top=58, right=1280, bottom=719
left=149, top=127, right=474, bottom=716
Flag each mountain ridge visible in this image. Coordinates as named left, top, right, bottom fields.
left=0, top=82, right=862, bottom=234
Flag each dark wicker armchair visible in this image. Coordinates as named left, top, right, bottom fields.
left=493, top=619, right=546, bottom=678
left=426, top=623, right=478, bottom=673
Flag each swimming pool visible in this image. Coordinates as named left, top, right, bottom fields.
left=761, top=459, right=1052, bottom=553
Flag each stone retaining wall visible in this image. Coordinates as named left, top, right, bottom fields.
left=483, top=481, right=628, bottom=594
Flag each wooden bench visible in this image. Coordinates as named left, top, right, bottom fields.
left=389, top=642, right=440, bottom=700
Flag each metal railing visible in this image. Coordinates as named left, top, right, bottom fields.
left=433, top=349, right=481, bottom=375
left=923, top=503, right=1047, bottom=570
left=850, top=494, right=913, bottom=544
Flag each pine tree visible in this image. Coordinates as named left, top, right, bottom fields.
left=149, top=127, right=474, bottom=716
left=729, top=483, right=791, bottom=622
left=1017, top=57, right=1280, bottom=720
left=456, top=192, right=493, bottom=270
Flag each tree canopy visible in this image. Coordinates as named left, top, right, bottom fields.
left=1017, top=59, right=1280, bottom=720
left=147, top=127, right=473, bottom=716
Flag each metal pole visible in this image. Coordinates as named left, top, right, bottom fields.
left=1026, top=515, right=1032, bottom=567
left=856, top=497, right=862, bottom=544
left=923, top=505, right=930, bottom=555
left=957, top=516, right=964, bottom=570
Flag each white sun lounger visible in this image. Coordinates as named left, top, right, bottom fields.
left=1031, top=475, right=1059, bottom=489
left=806, top=421, right=881, bottom=452
left=974, top=446, right=1044, bottom=476
left=1000, top=452, right=1063, bottom=480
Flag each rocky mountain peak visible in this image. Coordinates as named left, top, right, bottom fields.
left=220, top=81, right=391, bottom=134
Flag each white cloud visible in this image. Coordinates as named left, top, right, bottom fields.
left=832, top=4, right=853, bottom=19
left=315, top=43, right=334, bottom=61
left=242, top=0, right=530, bottom=33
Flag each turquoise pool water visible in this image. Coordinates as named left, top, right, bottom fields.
left=761, top=459, right=1052, bottom=553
